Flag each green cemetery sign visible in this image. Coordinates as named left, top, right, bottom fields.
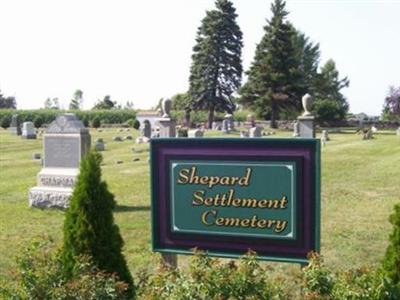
left=150, top=138, right=320, bottom=264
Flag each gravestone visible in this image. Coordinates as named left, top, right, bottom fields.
left=94, top=138, right=105, bottom=151
left=321, top=130, right=329, bottom=146
left=188, top=128, right=204, bottom=138
left=322, top=130, right=329, bottom=140
left=142, top=120, right=152, bottom=138
left=113, top=136, right=123, bottom=141
left=156, top=99, right=176, bottom=138
left=397, top=127, right=400, bottom=136
left=249, top=126, right=262, bottom=138
left=293, top=121, right=300, bottom=137
left=297, top=94, right=315, bottom=138
left=224, top=114, right=234, bottom=130
left=28, top=114, right=91, bottom=209
left=9, top=114, right=21, bottom=135
left=244, top=114, right=255, bottom=129
left=22, top=122, right=37, bottom=139
left=363, top=128, right=373, bottom=140
left=221, top=119, right=229, bottom=134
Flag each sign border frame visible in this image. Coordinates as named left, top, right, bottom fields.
left=150, top=138, right=320, bottom=264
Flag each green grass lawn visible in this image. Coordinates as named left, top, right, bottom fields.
left=0, top=127, right=399, bottom=282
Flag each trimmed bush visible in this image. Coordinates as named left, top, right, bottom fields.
left=33, top=116, right=44, bottom=128
left=0, top=236, right=129, bottom=300
left=91, top=116, right=101, bottom=128
left=126, top=118, right=140, bottom=129
left=0, top=116, right=11, bottom=129
left=61, top=151, right=134, bottom=296
left=0, top=109, right=137, bottom=126
left=137, top=250, right=281, bottom=299
left=383, top=204, right=400, bottom=284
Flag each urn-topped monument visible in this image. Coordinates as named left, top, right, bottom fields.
left=29, top=114, right=91, bottom=208
left=295, top=93, right=315, bottom=138
left=156, top=98, right=176, bottom=138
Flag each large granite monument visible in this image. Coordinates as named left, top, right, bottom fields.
left=29, top=114, right=91, bottom=208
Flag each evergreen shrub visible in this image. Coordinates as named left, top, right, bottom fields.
left=383, top=204, right=400, bottom=285
left=33, top=116, right=44, bottom=128
left=0, top=116, right=11, bottom=129
left=91, top=116, right=101, bottom=128
left=61, top=151, right=134, bottom=296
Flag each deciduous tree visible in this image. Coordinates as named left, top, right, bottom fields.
left=0, top=90, right=17, bottom=109
left=382, top=86, right=400, bottom=121
left=69, top=89, right=83, bottom=110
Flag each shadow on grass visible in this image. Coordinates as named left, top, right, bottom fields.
left=114, top=205, right=150, bottom=212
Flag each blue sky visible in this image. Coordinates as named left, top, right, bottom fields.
left=0, top=0, right=399, bottom=115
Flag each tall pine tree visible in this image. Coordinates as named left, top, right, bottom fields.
left=61, top=151, right=134, bottom=296
left=240, top=0, right=300, bottom=128
left=189, top=0, right=243, bottom=128
left=293, top=29, right=320, bottom=105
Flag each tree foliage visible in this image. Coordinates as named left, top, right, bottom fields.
left=240, top=0, right=300, bottom=128
left=61, top=151, right=134, bottom=296
left=382, top=86, right=400, bottom=121
left=44, top=97, right=60, bottom=110
left=189, top=0, right=243, bottom=128
left=69, top=89, right=83, bottom=110
left=313, top=59, right=350, bottom=121
left=292, top=29, right=320, bottom=102
left=171, top=92, right=190, bottom=111
left=0, top=90, right=17, bottom=109
left=383, top=204, right=400, bottom=285
left=93, top=95, right=116, bottom=110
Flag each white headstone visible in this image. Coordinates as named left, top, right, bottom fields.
left=22, top=122, right=37, bottom=139
left=188, top=128, right=204, bottom=138
left=249, top=126, right=262, bottom=138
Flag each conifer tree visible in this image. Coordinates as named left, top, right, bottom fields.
left=383, top=204, right=400, bottom=285
left=240, top=0, right=300, bottom=128
left=313, top=59, right=349, bottom=121
left=293, top=29, right=320, bottom=104
left=189, top=0, right=243, bottom=128
left=61, top=151, right=134, bottom=295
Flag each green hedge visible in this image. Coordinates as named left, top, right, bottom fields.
left=0, top=109, right=136, bottom=126
left=171, top=109, right=253, bottom=124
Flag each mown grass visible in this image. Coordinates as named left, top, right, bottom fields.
left=0, top=127, right=399, bottom=282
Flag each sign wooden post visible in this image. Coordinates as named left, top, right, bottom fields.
left=150, top=138, right=320, bottom=264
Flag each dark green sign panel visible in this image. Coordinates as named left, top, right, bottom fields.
left=170, top=160, right=297, bottom=239
left=151, top=138, right=320, bottom=264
